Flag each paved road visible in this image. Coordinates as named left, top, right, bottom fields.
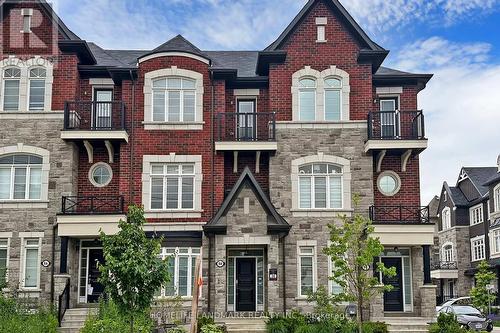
left=492, top=327, right=500, bottom=333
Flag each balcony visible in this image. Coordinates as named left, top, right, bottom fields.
left=57, top=195, right=126, bottom=237
left=214, top=112, right=277, bottom=151
left=365, top=110, right=427, bottom=153
left=61, top=101, right=129, bottom=142
left=431, top=261, right=459, bottom=280
left=370, top=205, right=434, bottom=246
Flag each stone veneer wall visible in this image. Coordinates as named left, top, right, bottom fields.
left=269, top=126, right=373, bottom=311
left=0, top=117, right=78, bottom=303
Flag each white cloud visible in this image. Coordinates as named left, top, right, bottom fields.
left=388, top=37, right=500, bottom=203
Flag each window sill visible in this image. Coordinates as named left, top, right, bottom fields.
left=290, top=209, right=353, bottom=217
left=0, top=200, right=49, bottom=209
left=143, top=121, right=205, bottom=130
left=144, top=210, right=203, bottom=219
left=18, top=288, right=42, bottom=293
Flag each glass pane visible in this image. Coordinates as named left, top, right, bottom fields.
left=313, top=163, right=327, bottom=174
left=79, top=249, right=88, bottom=297
left=191, top=256, right=197, bottom=296
left=153, top=79, right=166, bottom=88
left=167, top=78, right=182, bottom=89
left=150, top=178, right=164, bottom=209
left=182, top=165, right=194, bottom=174
left=328, top=164, right=342, bottom=174
left=13, top=155, right=29, bottom=164
left=25, top=248, right=38, bottom=287
left=29, top=167, right=42, bottom=199
left=299, top=90, right=315, bottom=121
left=330, top=176, right=342, bottom=209
left=166, top=165, right=179, bottom=174
left=380, top=100, right=396, bottom=111
left=299, top=165, right=312, bottom=174
left=0, top=156, right=13, bottom=164
left=29, top=68, right=46, bottom=78
left=4, top=80, right=20, bottom=111
left=29, top=156, right=42, bottom=164
left=178, top=256, right=188, bottom=296
left=29, top=79, right=45, bottom=110
left=181, top=177, right=194, bottom=209
left=227, top=257, right=234, bottom=305
left=299, top=177, right=311, bottom=209
left=92, top=166, right=111, bottom=185
left=0, top=168, right=11, bottom=199
left=325, top=78, right=341, bottom=88
left=165, top=256, right=175, bottom=296
left=325, top=90, right=341, bottom=121
left=182, top=79, right=195, bottom=89
left=13, top=168, right=27, bottom=199
left=153, top=91, right=165, bottom=122
left=403, top=257, right=411, bottom=305
left=379, top=175, right=397, bottom=194
left=0, top=248, right=7, bottom=285
left=300, top=256, right=313, bottom=295
left=183, top=91, right=196, bottom=122
left=151, top=164, right=164, bottom=174
left=168, top=91, right=181, bottom=122
left=166, top=178, right=178, bottom=209
left=299, top=78, right=315, bottom=88
left=257, top=257, right=264, bottom=305
left=314, top=177, right=327, bottom=208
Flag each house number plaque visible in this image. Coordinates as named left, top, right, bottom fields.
left=216, top=260, right=225, bottom=268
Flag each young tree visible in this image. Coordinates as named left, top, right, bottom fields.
left=322, top=198, right=396, bottom=332
left=99, top=205, right=170, bottom=333
left=470, top=260, right=496, bottom=314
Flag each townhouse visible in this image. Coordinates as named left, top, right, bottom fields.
left=0, top=0, right=435, bottom=321
left=432, top=157, right=500, bottom=305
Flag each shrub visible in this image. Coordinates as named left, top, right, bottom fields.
left=168, top=327, right=188, bottom=333
left=428, top=313, right=467, bottom=333
left=361, top=321, right=388, bottom=333
left=0, top=295, right=58, bottom=333
left=81, top=298, right=153, bottom=333
left=197, top=315, right=216, bottom=332
left=200, top=323, right=226, bottom=333
left=266, top=311, right=307, bottom=333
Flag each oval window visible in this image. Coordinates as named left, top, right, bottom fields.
left=378, top=171, right=401, bottom=196
left=89, top=163, right=112, bottom=187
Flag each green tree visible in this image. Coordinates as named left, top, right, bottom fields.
left=322, top=197, right=396, bottom=332
left=98, top=205, right=170, bottom=333
left=470, top=260, right=496, bottom=314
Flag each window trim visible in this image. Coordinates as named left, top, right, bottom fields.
left=297, top=163, right=343, bottom=209
left=0, top=145, right=50, bottom=208
left=0, top=233, right=12, bottom=286
left=151, top=77, right=197, bottom=123
left=377, top=170, right=401, bottom=197
left=323, top=77, right=343, bottom=121
left=292, top=66, right=350, bottom=122
left=441, top=242, right=455, bottom=262
left=291, top=154, right=352, bottom=216
left=471, top=235, right=486, bottom=262
left=143, top=67, right=204, bottom=130
left=296, top=240, right=317, bottom=298
left=0, top=57, right=54, bottom=112
left=88, top=162, right=113, bottom=188
left=494, top=183, right=500, bottom=213
left=142, top=155, right=202, bottom=218
left=19, top=232, right=44, bottom=290
left=27, top=67, right=47, bottom=111
left=490, top=229, right=500, bottom=256
left=149, top=163, right=195, bottom=211
left=469, top=203, right=484, bottom=226
left=441, top=207, right=451, bottom=231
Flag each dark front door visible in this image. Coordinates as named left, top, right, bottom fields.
left=87, top=249, right=105, bottom=303
left=236, top=258, right=256, bottom=311
left=382, top=257, right=404, bottom=312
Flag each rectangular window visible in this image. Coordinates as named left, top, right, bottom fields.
left=29, top=79, right=45, bottom=110
left=0, top=239, right=8, bottom=285
left=493, top=230, right=500, bottom=255
left=299, top=90, right=315, bottom=121
left=150, top=164, right=195, bottom=210
left=325, top=90, right=340, bottom=121
left=470, top=204, right=484, bottom=225
left=299, top=174, right=343, bottom=210
left=4, top=80, right=20, bottom=111
left=22, top=239, right=40, bottom=288
left=158, top=247, right=200, bottom=297
left=0, top=162, right=43, bottom=200
left=442, top=208, right=451, bottom=230
left=317, top=25, right=326, bottom=42
left=471, top=237, right=485, bottom=261
left=151, top=77, right=197, bottom=122
left=298, top=246, right=315, bottom=297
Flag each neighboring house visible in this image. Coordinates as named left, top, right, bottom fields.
left=0, top=0, right=436, bottom=321
left=432, top=161, right=499, bottom=305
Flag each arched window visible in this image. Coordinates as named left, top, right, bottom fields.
left=28, top=67, right=46, bottom=111
left=0, top=154, right=43, bottom=200
left=298, top=162, right=343, bottom=209
left=3, top=67, right=21, bottom=111
left=442, top=243, right=454, bottom=262
left=442, top=207, right=451, bottom=230
left=324, top=77, right=342, bottom=121
left=298, top=78, right=316, bottom=121
left=152, top=77, right=196, bottom=122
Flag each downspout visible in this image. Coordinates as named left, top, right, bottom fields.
left=128, top=70, right=136, bottom=204
left=281, top=234, right=286, bottom=314
left=207, top=72, right=215, bottom=312
left=50, top=224, right=57, bottom=306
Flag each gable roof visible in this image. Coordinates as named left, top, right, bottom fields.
left=460, top=167, right=498, bottom=197
left=139, top=34, right=211, bottom=63
left=442, top=181, right=468, bottom=207
left=203, top=167, right=290, bottom=235
left=265, top=0, right=384, bottom=52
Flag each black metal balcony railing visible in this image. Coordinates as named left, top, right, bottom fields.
left=431, top=261, right=458, bottom=270
left=368, top=110, right=425, bottom=140
left=369, top=205, right=430, bottom=224
left=61, top=196, right=125, bottom=215
left=63, top=101, right=126, bottom=131
left=215, top=112, right=276, bottom=142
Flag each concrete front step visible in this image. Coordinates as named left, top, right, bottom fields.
left=381, top=316, right=432, bottom=333
left=58, top=308, right=96, bottom=333
left=217, top=318, right=267, bottom=333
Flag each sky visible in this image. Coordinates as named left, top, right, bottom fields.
left=51, top=0, right=500, bottom=204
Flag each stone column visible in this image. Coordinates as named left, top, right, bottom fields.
left=53, top=274, right=71, bottom=308
left=419, top=285, right=437, bottom=318
left=369, top=285, right=384, bottom=321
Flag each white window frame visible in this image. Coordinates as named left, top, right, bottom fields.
left=0, top=154, right=43, bottom=200
left=297, top=240, right=317, bottom=298
left=0, top=233, right=12, bottom=285
left=21, top=8, right=33, bottom=33
left=298, top=77, right=317, bottom=121
left=19, top=232, right=43, bottom=290
left=323, top=77, right=342, bottom=121
left=471, top=236, right=486, bottom=262
left=0, top=145, right=50, bottom=209
left=297, top=163, right=343, bottom=209
left=291, top=66, right=350, bottom=122
left=2, top=67, right=21, bottom=111
left=157, top=247, right=201, bottom=298
left=490, top=229, right=500, bottom=255
left=291, top=154, right=351, bottom=217
left=143, top=67, right=204, bottom=130
left=495, top=183, right=500, bottom=213
left=469, top=204, right=484, bottom=226
left=441, top=207, right=451, bottom=231
left=28, top=67, right=47, bottom=111
left=441, top=242, right=455, bottom=262
left=142, top=154, right=202, bottom=218
left=0, top=57, right=53, bottom=112
left=151, top=77, right=196, bottom=123
left=149, top=163, right=195, bottom=211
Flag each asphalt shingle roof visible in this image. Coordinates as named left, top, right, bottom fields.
left=449, top=186, right=469, bottom=206
left=462, top=167, right=498, bottom=197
